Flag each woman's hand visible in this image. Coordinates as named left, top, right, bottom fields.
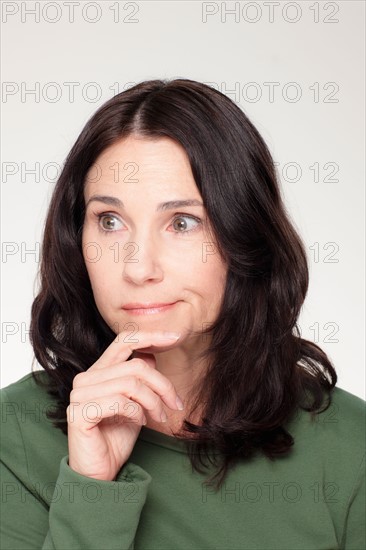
left=66, top=330, right=183, bottom=481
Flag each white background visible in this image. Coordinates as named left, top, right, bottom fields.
left=1, top=1, right=365, bottom=399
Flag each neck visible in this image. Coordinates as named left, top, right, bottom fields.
left=131, top=334, right=208, bottom=434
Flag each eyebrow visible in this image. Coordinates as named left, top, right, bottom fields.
left=85, top=195, right=204, bottom=212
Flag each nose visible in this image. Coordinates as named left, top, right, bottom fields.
left=120, top=233, right=164, bottom=285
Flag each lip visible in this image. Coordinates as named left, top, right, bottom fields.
left=122, top=302, right=178, bottom=315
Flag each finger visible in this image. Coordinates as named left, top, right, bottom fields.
left=67, top=394, right=146, bottom=429
left=70, top=378, right=168, bottom=423
left=130, top=351, right=156, bottom=369
left=73, top=359, right=180, bottom=411
left=91, top=331, right=181, bottom=371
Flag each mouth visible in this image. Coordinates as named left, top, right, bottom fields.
left=121, top=302, right=179, bottom=315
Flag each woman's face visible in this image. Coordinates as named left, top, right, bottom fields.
left=82, top=135, right=228, bottom=347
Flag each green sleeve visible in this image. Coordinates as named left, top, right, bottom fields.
left=1, top=456, right=152, bottom=550
left=0, top=383, right=152, bottom=550
left=342, top=452, right=366, bottom=550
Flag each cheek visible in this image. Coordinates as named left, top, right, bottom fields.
left=83, top=262, right=106, bottom=304
left=207, top=258, right=228, bottom=304
left=82, top=227, right=115, bottom=274
left=191, top=250, right=227, bottom=300
left=82, top=241, right=112, bottom=297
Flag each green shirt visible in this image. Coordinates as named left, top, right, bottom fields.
left=1, top=371, right=365, bottom=550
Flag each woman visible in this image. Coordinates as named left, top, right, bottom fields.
left=1, top=78, right=364, bottom=550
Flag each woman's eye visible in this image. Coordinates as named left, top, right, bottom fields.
left=98, top=214, right=123, bottom=232
left=96, top=213, right=201, bottom=234
left=171, top=215, right=201, bottom=234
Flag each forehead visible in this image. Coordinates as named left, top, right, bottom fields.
left=84, top=135, right=197, bottom=194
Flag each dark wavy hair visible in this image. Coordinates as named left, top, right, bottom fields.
left=30, top=78, right=337, bottom=491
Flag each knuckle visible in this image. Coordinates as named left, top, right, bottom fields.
left=130, top=358, right=148, bottom=371
left=124, top=375, right=140, bottom=391
left=69, top=388, right=78, bottom=403
left=162, top=377, right=175, bottom=395
left=167, top=378, right=175, bottom=393
left=72, top=372, right=85, bottom=388
left=132, top=378, right=141, bottom=392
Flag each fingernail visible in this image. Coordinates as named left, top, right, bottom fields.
left=160, top=332, right=180, bottom=340
left=176, top=396, right=184, bottom=410
left=160, top=410, right=168, bottom=422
